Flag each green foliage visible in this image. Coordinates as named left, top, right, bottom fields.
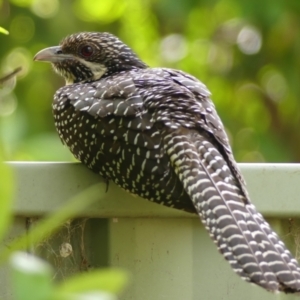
left=0, top=31, right=14, bottom=239
left=1, top=0, right=299, bottom=163
left=0, top=160, right=13, bottom=242
left=55, top=268, right=129, bottom=297
left=10, top=252, right=54, bottom=300
left=10, top=252, right=128, bottom=300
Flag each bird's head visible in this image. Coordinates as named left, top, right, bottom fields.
left=34, top=32, right=147, bottom=85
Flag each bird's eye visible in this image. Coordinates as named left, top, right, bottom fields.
left=79, top=45, right=94, bottom=57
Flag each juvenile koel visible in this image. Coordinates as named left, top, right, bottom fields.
left=34, top=32, right=300, bottom=293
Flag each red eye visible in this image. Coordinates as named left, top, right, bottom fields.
left=79, top=45, right=94, bottom=57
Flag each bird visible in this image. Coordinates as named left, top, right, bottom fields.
left=34, top=31, right=300, bottom=293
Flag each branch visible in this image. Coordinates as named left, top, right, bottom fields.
left=0, top=67, right=22, bottom=85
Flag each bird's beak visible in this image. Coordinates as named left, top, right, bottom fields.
left=34, top=46, right=73, bottom=63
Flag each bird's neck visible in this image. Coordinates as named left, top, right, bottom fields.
left=103, top=58, right=148, bottom=78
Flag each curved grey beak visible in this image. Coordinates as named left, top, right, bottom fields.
left=34, top=46, right=72, bottom=63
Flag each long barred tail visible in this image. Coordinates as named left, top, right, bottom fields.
left=165, top=128, right=300, bottom=293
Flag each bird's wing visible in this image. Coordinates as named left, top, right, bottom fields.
left=165, top=68, right=249, bottom=195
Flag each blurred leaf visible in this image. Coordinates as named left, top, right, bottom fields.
left=55, top=269, right=129, bottom=298
left=0, top=157, right=14, bottom=242
left=0, top=183, right=104, bottom=264
left=0, top=27, right=9, bottom=35
left=9, top=253, right=128, bottom=300
left=10, top=252, right=54, bottom=300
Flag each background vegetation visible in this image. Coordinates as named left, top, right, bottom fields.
left=1, top=0, right=300, bottom=162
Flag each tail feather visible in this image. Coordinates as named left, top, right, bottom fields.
left=164, top=128, right=300, bottom=293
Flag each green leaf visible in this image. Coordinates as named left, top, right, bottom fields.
left=55, top=269, right=129, bottom=298
left=0, top=160, right=14, bottom=242
left=10, top=252, right=54, bottom=300
left=0, top=27, right=9, bottom=35
left=0, top=183, right=103, bottom=264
